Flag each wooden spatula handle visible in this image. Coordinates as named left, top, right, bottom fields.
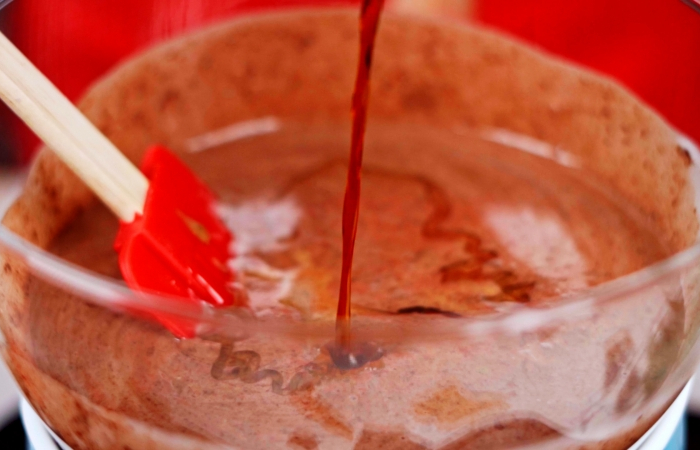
left=0, top=31, right=148, bottom=222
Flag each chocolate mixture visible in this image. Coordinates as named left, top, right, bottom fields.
left=27, top=121, right=675, bottom=449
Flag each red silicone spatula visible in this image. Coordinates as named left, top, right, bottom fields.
left=0, top=31, right=240, bottom=337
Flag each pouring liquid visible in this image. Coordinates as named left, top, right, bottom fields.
left=331, top=0, right=386, bottom=367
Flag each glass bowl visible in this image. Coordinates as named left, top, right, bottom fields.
left=0, top=2, right=700, bottom=449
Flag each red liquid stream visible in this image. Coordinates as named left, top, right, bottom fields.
left=336, top=0, right=385, bottom=349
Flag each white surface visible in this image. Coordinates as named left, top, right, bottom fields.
left=0, top=359, right=18, bottom=427
left=21, top=399, right=69, bottom=450
left=20, top=379, right=693, bottom=450
left=629, top=378, right=692, bottom=450
left=689, top=366, right=700, bottom=412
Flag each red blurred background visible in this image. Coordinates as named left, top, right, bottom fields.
left=0, top=0, right=699, bottom=164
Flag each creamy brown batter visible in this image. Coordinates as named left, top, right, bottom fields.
left=23, top=123, right=678, bottom=449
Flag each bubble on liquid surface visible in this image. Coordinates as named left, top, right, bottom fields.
left=325, top=340, right=384, bottom=371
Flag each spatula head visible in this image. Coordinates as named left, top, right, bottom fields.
left=114, top=146, right=239, bottom=337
